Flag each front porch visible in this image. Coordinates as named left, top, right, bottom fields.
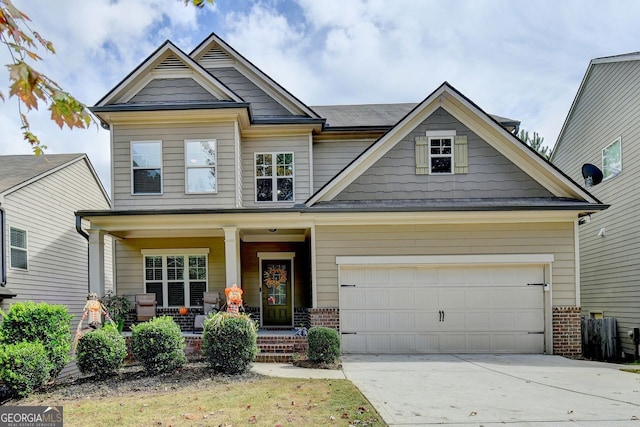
left=123, top=328, right=310, bottom=363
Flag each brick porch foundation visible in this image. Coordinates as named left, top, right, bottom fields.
left=309, top=308, right=339, bottom=331
left=552, top=306, right=582, bottom=358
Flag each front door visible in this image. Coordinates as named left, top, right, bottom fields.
left=261, top=259, right=293, bottom=326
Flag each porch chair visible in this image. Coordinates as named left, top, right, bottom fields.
left=135, top=293, right=157, bottom=322
left=193, top=291, right=222, bottom=333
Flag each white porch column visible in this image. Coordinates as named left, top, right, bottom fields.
left=87, top=229, right=105, bottom=296
left=223, top=227, right=241, bottom=287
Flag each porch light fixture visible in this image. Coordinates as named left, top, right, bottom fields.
left=268, top=228, right=277, bottom=233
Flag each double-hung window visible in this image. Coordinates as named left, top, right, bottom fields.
left=9, top=227, right=27, bottom=270
left=429, top=137, right=454, bottom=174
left=131, top=141, right=162, bottom=194
left=255, top=152, right=294, bottom=202
left=602, top=137, right=622, bottom=180
left=185, top=140, right=216, bottom=193
left=142, top=251, right=208, bottom=307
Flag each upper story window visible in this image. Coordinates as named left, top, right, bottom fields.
left=9, top=227, right=27, bottom=270
left=185, top=140, right=217, bottom=193
left=143, top=252, right=208, bottom=307
left=429, top=137, right=454, bottom=174
left=255, top=152, right=294, bottom=202
left=416, top=131, right=467, bottom=175
left=131, top=141, right=162, bottom=194
left=602, top=137, right=622, bottom=180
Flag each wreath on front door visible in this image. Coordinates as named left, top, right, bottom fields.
left=263, top=266, right=287, bottom=288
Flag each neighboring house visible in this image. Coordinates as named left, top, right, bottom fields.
left=551, top=52, right=640, bottom=359
left=0, top=154, right=113, bottom=372
left=78, top=33, right=606, bottom=357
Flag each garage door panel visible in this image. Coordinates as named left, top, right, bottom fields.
left=340, top=264, right=546, bottom=354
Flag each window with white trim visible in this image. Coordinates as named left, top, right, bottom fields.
left=132, top=141, right=162, bottom=194
left=255, top=152, right=294, bottom=202
left=602, top=137, right=622, bottom=180
left=143, top=254, right=208, bottom=307
left=9, top=227, right=27, bottom=270
left=185, top=140, right=216, bottom=193
left=429, top=136, right=454, bottom=174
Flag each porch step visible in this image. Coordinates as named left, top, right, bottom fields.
left=256, top=352, right=296, bottom=363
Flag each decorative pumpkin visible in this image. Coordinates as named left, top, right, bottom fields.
left=178, top=306, right=188, bottom=315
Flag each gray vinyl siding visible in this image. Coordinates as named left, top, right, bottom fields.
left=552, top=59, right=640, bottom=356
left=314, top=222, right=576, bottom=308
left=114, top=237, right=225, bottom=303
left=128, top=78, right=218, bottom=104
left=335, top=108, right=552, bottom=201
left=1, top=159, right=111, bottom=376
left=112, top=122, right=236, bottom=210
left=313, top=138, right=374, bottom=192
left=206, top=67, right=293, bottom=117
left=241, top=135, right=311, bottom=207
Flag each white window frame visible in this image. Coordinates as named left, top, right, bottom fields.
left=9, top=227, right=28, bottom=271
left=602, top=137, right=622, bottom=181
left=131, top=140, right=163, bottom=195
left=254, top=152, right=295, bottom=202
left=184, top=139, right=217, bottom=194
left=428, top=135, right=455, bottom=175
left=141, top=249, right=209, bottom=308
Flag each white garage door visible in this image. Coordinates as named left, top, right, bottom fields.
left=339, top=264, right=545, bottom=354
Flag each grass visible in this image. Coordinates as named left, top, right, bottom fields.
left=15, top=377, right=386, bottom=426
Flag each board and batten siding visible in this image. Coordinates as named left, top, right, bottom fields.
left=314, top=222, right=576, bottom=307
left=112, top=122, right=237, bottom=210
left=115, top=237, right=226, bottom=301
left=335, top=108, right=553, bottom=201
left=552, top=59, right=640, bottom=356
left=312, top=138, right=374, bottom=192
left=241, top=135, right=311, bottom=207
left=128, top=78, right=219, bottom=104
left=1, top=158, right=111, bottom=376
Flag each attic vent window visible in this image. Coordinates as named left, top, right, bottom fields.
left=602, top=137, right=622, bottom=180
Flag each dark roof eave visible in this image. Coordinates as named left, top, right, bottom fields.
left=90, top=102, right=250, bottom=113
left=76, top=203, right=608, bottom=218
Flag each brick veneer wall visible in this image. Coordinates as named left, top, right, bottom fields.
left=310, top=308, right=339, bottom=331
left=553, top=306, right=581, bottom=358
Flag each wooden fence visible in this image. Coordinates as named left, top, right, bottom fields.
left=581, top=317, right=618, bottom=361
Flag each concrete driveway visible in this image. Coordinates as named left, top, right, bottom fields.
left=342, top=354, right=640, bottom=426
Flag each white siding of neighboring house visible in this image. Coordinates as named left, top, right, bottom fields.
left=552, top=59, right=640, bottom=356
left=1, top=158, right=111, bottom=376
left=241, top=134, right=311, bottom=207
left=314, top=222, right=576, bottom=307
left=112, top=122, right=237, bottom=210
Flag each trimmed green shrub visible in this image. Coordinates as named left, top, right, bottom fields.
left=130, top=316, right=185, bottom=375
left=0, top=301, right=72, bottom=377
left=307, top=327, right=340, bottom=364
left=76, top=324, right=127, bottom=377
left=202, top=312, right=258, bottom=375
left=0, top=341, right=52, bottom=397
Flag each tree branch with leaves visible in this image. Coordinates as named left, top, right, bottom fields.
left=518, top=129, right=550, bottom=159
left=0, top=0, right=212, bottom=155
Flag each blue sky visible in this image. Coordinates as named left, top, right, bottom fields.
left=2, top=0, right=640, bottom=194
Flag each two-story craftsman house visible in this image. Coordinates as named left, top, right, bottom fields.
left=77, top=33, right=606, bottom=356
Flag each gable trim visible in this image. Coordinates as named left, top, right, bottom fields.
left=307, top=82, right=601, bottom=206
left=190, top=33, right=320, bottom=119
left=95, top=41, right=242, bottom=107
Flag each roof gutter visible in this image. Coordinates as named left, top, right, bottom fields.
left=75, top=215, right=89, bottom=241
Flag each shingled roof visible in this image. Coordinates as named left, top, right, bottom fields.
left=0, top=153, right=84, bottom=194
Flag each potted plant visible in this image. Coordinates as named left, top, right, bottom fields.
left=101, top=291, right=132, bottom=333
